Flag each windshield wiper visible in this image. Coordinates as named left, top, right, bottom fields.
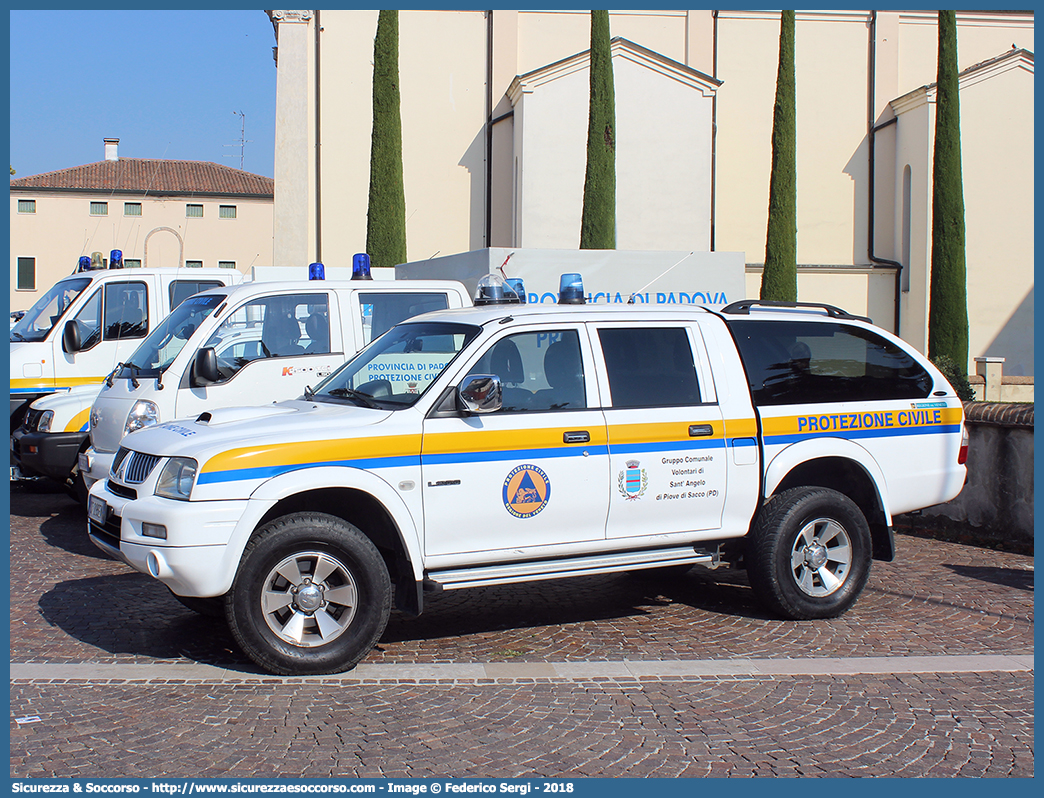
left=109, top=362, right=141, bottom=389
left=326, top=387, right=381, bottom=409
left=10, top=331, right=26, bottom=341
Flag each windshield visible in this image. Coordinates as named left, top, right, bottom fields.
left=122, top=293, right=227, bottom=376
left=312, top=321, right=480, bottom=409
left=10, top=277, right=91, bottom=342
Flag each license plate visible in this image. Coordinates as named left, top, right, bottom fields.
left=87, top=495, right=108, bottom=526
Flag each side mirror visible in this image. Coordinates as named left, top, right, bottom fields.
left=459, top=374, right=502, bottom=414
left=62, top=320, right=82, bottom=354
left=192, top=347, right=221, bottom=386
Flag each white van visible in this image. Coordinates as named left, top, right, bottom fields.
left=79, top=278, right=471, bottom=492
left=10, top=266, right=242, bottom=430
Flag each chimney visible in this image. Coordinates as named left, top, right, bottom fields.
left=104, top=138, right=119, bottom=161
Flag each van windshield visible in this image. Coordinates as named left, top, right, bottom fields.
left=311, top=321, right=480, bottom=409
left=10, top=277, right=91, bottom=342
left=122, top=293, right=227, bottom=376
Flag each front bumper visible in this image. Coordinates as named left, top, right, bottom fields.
left=10, top=427, right=86, bottom=482
left=87, top=482, right=250, bottom=598
left=81, top=447, right=116, bottom=491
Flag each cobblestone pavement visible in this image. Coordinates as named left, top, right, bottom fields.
left=8, top=484, right=1035, bottom=778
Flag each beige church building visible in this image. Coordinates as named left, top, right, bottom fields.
left=10, top=138, right=274, bottom=308
left=266, top=9, right=1033, bottom=377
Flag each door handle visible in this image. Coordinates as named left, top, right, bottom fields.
left=563, top=430, right=590, bottom=444
left=689, top=424, right=714, bottom=437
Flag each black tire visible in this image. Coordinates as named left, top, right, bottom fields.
left=225, top=513, right=391, bottom=675
left=169, top=590, right=225, bottom=618
left=66, top=443, right=92, bottom=506
left=746, top=487, right=871, bottom=620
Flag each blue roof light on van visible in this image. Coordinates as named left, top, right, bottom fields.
left=505, top=278, right=527, bottom=304
left=352, top=253, right=372, bottom=281
left=309, top=262, right=325, bottom=280
left=558, top=273, right=586, bottom=304
left=77, top=256, right=92, bottom=273
left=110, top=249, right=123, bottom=269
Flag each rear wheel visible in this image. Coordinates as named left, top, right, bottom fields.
left=225, top=513, right=391, bottom=675
left=746, top=487, right=871, bottom=620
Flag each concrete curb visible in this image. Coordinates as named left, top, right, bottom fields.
left=10, top=654, right=1033, bottom=684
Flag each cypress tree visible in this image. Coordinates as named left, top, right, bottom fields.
left=365, top=10, right=408, bottom=269
left=760, top=10, right=797, bottom=302
left=928, top=10, right=969, bottom=372
left=579, top=10, right=616, bottom=249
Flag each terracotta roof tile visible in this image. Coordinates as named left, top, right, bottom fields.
left=9, top=159, right=273, bottom=198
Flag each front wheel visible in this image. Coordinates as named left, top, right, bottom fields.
left=226, top=513, right=392, bottom=675
left=746, top=487, right=872, bottom=620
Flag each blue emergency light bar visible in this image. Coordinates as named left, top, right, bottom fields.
left=309, top=262, right=325, bottom=280
left=505, top=278, right=527, bottom=304
left=558, top=273, right=586, bottom=304
left=77, top=256, right=92, bottom=273
left=110, top=249, right=123, bottom=269
left=352, top=253, right=372, bottom=280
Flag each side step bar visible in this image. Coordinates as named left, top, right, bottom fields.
left=427, top=545, right=716, bottom=590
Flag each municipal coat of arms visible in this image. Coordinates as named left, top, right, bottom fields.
left=618, top=460, right=648, bottom=500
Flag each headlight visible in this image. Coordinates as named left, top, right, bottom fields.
left=37, top=410, right=54, bottom=433
left=155, top=457, right=198, bottom=501
left=125, top=400, right=160, bottom=436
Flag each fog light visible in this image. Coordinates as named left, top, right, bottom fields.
left=142, top=522, right=167, bottom=539
left=146, top=550, right=172, bottom=579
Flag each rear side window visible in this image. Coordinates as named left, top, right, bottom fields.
left=170, top=280, right=225, bottom=309
left=598, top=327, right=702, bottom=408
left=729, top=320, right=932, bottom=405
left=360, top=292, right=450, bottom=344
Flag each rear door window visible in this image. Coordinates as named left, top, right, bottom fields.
left=597, top=327, right=702, bottom=408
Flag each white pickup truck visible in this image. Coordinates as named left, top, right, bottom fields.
left=88, top=290, right=967, bottom=675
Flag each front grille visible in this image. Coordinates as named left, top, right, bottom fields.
left=125, top=453, right=160, bottom=484
left=112, top=447, right=130, bottom=473
left=112, top=447, right=161, bottom=485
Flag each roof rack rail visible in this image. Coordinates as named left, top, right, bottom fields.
left=720, top=299, right=872, bottom=324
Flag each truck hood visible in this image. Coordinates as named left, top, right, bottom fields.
left=120, top=399, right=394, bottom=461
left=31, top=383, right=102, bottom=409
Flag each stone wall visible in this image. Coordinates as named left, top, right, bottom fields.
left=895, top=402, right=1034, bottom=553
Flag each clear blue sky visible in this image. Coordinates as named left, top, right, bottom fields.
left=9, top=9, right=277, bottom=180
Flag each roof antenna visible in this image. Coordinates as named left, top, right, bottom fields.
left=224, top=111, right=252, bottom=170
